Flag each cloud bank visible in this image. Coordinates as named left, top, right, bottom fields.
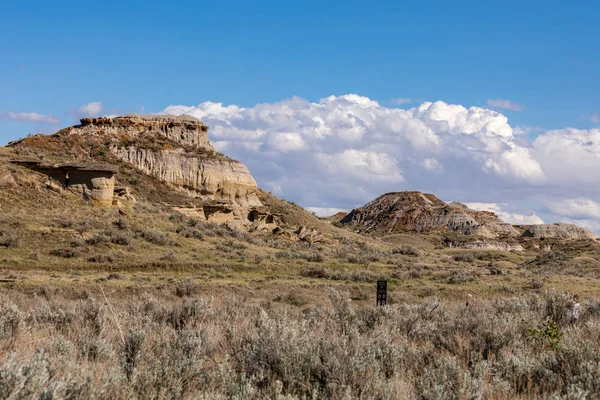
left=69, top=101, right=104, bottom=120
left=0, top=111, right=60, bottom=124
left=162, top=94, right=600, bottom=231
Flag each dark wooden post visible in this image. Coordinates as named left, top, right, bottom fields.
left=377, top=280, right=387, bottom=306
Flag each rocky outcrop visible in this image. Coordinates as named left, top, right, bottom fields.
left=13, top=114, right=261, bottom=207
left=444, top=239, right=524, bottom=252
left=520, top=223, right=598, bottom=240
left=449, top=203, right=520, bottom=237
left=111, top=146, right=260, bottom=206
left=9, top=114, right=266, bottom=228
left=76, top=114, right=215, bottom=152
left=324, top=211, right=348, bottom=222
left=341, top=191, right=518, bottom=238
left=67, top=115, right=261, bottom=207
left=11, top=160, right=117, bottom=204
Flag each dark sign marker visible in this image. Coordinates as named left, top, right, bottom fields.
left=377, top=280, right=387, bottom=306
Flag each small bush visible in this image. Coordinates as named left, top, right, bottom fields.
left=0, top=230, right=20, bottom=248
left=276, top=291, right=307, bottom=307
left=344, top=253, right=367, bottom=264
left=527, top=251, right=571, bottom=272
left=526, top=319, right=563, bottom=351
left=86, top=234, right=109, bottom=246
left=70, top=238, right=86, bottom=248
left=122, top=328, right=144, bottom=381
left=453, top=253, right=474, bottom=262
left=55, top=219, right=75, bottom=229
left=303, top=252, right=324, bottom=262
left=113, top=217, right=130, bottom=230
left=407, top=269, right=424, bottom=279
left=175, top=281, right=200, bottom=297
left=392, top=245, right=420, bottom=257
left=75, top=220, right=93, bottom=234
left=224, top=240, right=247, bottom=250
left=176, top=225, right=205, bottom=240
left=529, top=278, right=544, bottom=289
left=87, top=253, right=123, bottom=263
left=487, top=263, right=503, bottom=275
left=275, top=250, right=292, bottom=259
left=301, top=266, right=331, bottom=279
left=50, top=248, right=77, bottom=258
left=474, top=251, right=506, bottom=261
left=111, top=232, right=133, bottom=246
left=439, top=270, right=477, bottom=284
left=138, top=229, right=170, bottom=245
left=160, top=251, right=177, bottom=261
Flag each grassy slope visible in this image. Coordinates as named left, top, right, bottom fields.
left=4, top=144, right=600, bottom=398
left=2, top=143, right=600, bottom=307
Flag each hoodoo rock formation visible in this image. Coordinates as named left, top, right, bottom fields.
left=10, top=114, right=261, bottom=208
left=77, top=114, right=215, bottom=152
left=7, top=114, right=322, bottom=239
left=11, top=160, right=117, bottom=205
left=58, top=115, right=259, bottom=206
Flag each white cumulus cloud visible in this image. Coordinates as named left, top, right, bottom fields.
left=70, top=101, right=104, bottom=119
left=421, top=158, right=444, bottom=173
left=465, top=203, right=544, bottom=225
left=544, top=198, right=600, bottom=220
left=161, top=94, right=600, bottom=232
left=0, top=111, right=60, bottom=124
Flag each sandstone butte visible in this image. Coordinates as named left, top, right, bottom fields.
left=6, top=114, right=295, bottom=234
left=5, top=114, right=597, bottom=244
left=340, top=191, right=598, bottom=242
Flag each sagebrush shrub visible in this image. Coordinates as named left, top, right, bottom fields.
left=453, top=253, right=474, bottom=263
left=392, top=245, right=420, bottom=257
left=0, top=230, right=20, bottom=248
left=0, top=289, right=597, bottom=398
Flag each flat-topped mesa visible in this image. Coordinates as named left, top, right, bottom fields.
left=76, top=114, right=214, bottom=152
left=9, top=114, right=260, bottom=214
left=59, top=114, right=259, bottom=206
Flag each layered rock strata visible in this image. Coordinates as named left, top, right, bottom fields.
left=520, top=223, right=597, bottom=240
left=341, top=191, right=518, bottom=238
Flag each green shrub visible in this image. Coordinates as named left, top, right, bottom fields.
left=526, top=319, right=563, bottom=351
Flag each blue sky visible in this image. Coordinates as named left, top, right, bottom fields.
left=2, top=0, right=600, bottom=230
left=2, top=0, right=599, bottom=139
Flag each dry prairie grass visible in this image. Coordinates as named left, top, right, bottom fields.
left=4, top=146, right=600, bottom=398
left=1, top=288, right=600, bottom=399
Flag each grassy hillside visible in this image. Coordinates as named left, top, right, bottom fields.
left=2, top=141, right=600, bottom=303
left=3, top=142, right=600, bottom=398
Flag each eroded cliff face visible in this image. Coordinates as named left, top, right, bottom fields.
left=76, top=114, right=215, bottom=152
left=56, top=114, right=260, bottom=207
left=8, top=114, right=271, bottom=228
left=110, top=146, right=260, bottom=206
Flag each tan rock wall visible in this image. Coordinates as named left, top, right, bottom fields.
left=111, top=146, right=260, bottom=206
